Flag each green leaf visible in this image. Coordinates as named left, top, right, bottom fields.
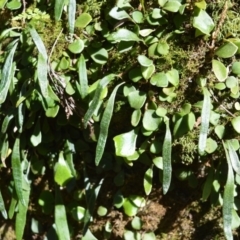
left=131, top=109, right=141, bottom=127
left=193, top=9, right=214, bottom=35
left=16, top=162, right=30, bottom=240
left=214, top=125, right=225, bottom=139
left=142, top=232, right=156, bottom=240
left=90, top=48, right=108, bottom=65
left=231, top=116, right=240, bottom=134
left=11, top=138, right=25, bottom=205
left=95, top=82, right=124, bottom=165
left=223, top=142, right=235, bottom=240
left=141, top=65, right=155, bottom=80
left=132, top=11, right=144, bottom=23
left=202, top=167, right=214, bottom=201
left=77, top=55, right=88, bottom=99
left=163, top=0, right=181, bottom=12
left=54, top=0, right=65, bottom=20
left=215, top=42, right=238, bottom=58
left=150, top=72, right=168, bottom=87
left=54, top=151, right=73, bottom=186
left=6, top=0, right=21, bottom=9
left=0, top=189, right=7, bottom=219
left=198, top=88, right=211, bottom=156
left=55, top=188, right=71, bottom=240
left=124, top=230, right=141, bottom=240
left=0, top=42, right=18, bottom=104
left=128, top=90, right=147, bottom=109
left=131, top=216, right=142, bottom=230
left=232, top=62, right=240, bottom=75
left=205, top=138, right=218, bottom=154
left=212, top=60, right=228, bottom=82
left=114, top=129, right=138, bottom=157
left=162, top=118, right=172, bottom=194
left=144, top=167, right=153, bottom=195
left=137, top=55, right=153, bottom=67
left=228, top=141, right=240, bottom=176
left=142, top=109, right=162, bottom=131
left=30, top=119, right=42, bottom=147
left=68, top=0, right=76, bottom=35
left=71, top=206, right=85, bottom=221
left=83, top=74, right=116, bottom=128
left=29, top=26, right=49, bottom=96
left=110, top=29, right=141, bottom=42
left=157, top=41, right=169, bottom=55
left=97, top=206, right=107, bottom=216
left=76, top=13, right=92, bottom=28
left=68, top=39, right=84, bottom=54
left=109, top=6, right=131, bottom=20
left=166, top=69, right=179, bottom=86
left=123, top=195, right=145, bottom=217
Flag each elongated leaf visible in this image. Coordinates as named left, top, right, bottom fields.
left=64, top=140, right=77, bottom=177
left=83, top=74, right=116, bottom=128
left=1, top=111, right=14, bottom=134
left=68, top=0, right=76, bottom=35
left=29, top=26, right=48, bottom=96
left=16, top=162, right=30, bottom=240
left=54, top=0, right=65, bottom=21
left=95, top=82, right=124, bottom=165
left=37, top=53, right=48, bottom=97
left=29, top=26, right=47, bottom=60
left=223, top=142, right=234, bottom=240
left=55, top=187, right=70, bottom=240
left=144, top=167, right=153, bottom=195
left=198, top=88, right=211, bottom=155
left=0, top=42, right=18, bottom=104
left=202, top=167, right=214, bottom=201
left=162, top=118, right=172, bottom=195
left=18, top=83, right=27, bottom=133
left=11, top=138, right=25, bottom=205
left=228, top=141, right=240, bottom=175
left=77, top=54, right=88, bottom=99
left=83, top=176, right=104, bottom=235
left=0, top=189, right=7, bottom=219
left=8, top=193, right=17, bottom=219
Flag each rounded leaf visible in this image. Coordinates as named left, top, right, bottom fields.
left=137, top=55, right=153, bottom=67
left=128, top=90, right=147, bottom=109
left=232, top=62, right=240, bottom=75
left=68, top=39, right=84, bottom=54
left=212, top=59, right=228, bottom=82
left=142, top=109, right=162, bottom=131
left=90, top=48, right=108, bottom=65
left=232, top=116, right=240, bottom=134
left=193, top=9, right=214, bottom=35
left=75, top=13, right=92, bottom=28
left=97, top=206, right=107, bottom=216
left=215, top=42, right=238, bottom=58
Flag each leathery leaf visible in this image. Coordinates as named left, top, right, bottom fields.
left=55, top=187, right=71, bottom=240
left=227, top=140, right=240, bottom=175
left=223, top=141, right=234, bottom=240
left=198, top=88, right=211, bottom=155
left=77, top=54, right=88, bottom=99
left=68, top=0, right=76, bottom=35
left=54, top=0, right=65, bottom=21
left=95, top=82, right=124, bottom=166
left=83, top=74, right=116, bottom=128
left=162, top=118, right=172, bottom=194
left=11, top=137, right=25, bottom=205
left=29, top=26, right=48, bottom=97
left=16, top=161, right=30, bottom=240
left=0, top=189, right=7, bottom=219
left=0, top=41, right=18, bottom=104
